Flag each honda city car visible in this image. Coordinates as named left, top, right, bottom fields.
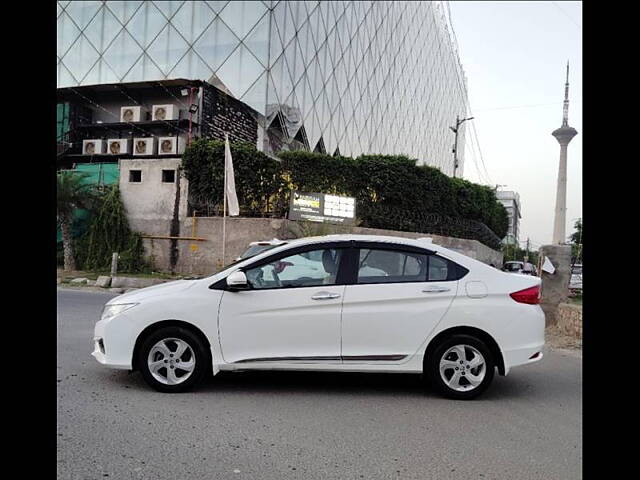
left=93, top=235, right=545, bottom=399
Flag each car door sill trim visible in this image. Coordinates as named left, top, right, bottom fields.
left=233, top=355, right=407, bottom=364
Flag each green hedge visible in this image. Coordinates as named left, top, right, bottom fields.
left=182, top=139, right=286, bottom=216
left=181, top=139, right=509, bottom=244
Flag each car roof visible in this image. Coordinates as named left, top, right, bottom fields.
left=248, top=234, right=489, bottom=271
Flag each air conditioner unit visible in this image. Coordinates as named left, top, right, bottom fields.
left=152, top=104, right=177, bottom=121
left=107, top=139, right=130, bottom=155
left=82, top=139, right=105, bottom=155
left=120, top=106, right=142, bottom=123
left=133, top=137, right=156, bottom=156
left=158, top=136, right=177, bottom=155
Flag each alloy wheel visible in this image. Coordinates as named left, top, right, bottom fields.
left=439, top=344, right=486, bottom=392
left=147, top=337, right=196, bottom=386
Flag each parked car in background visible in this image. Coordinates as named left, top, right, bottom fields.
left=93, top=234, right=545, bottom=400
left=569, top=264, right=582, bottom=292
left=503, top=261, right=537, bottom=276
left=235, top=239, right=287, bottom=261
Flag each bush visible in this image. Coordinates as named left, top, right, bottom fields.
left=182, top=138, right=286, bottom=216
left=76, top=186, right=149, bottom=273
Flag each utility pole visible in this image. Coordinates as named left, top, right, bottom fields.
left=450, top=115, right=474, bottom=178
left=524, top=238, right=530, bottom=263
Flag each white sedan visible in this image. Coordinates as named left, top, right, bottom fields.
left=93, top=234, right=545, bottom=399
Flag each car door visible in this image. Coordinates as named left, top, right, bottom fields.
left=217, top=243, right=349, bottom=364
left=340, top=244, right=462, bottom=362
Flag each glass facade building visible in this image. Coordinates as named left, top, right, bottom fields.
left=57, top=1, right=469, bottom=175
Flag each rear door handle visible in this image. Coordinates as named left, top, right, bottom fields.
left=422, top=286, right=450, bottom=293
left=311, top=292, right=341, bottom=300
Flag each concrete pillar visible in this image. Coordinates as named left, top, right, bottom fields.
left=539, top=244, right=572, bottom=326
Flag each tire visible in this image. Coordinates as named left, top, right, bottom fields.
left=426, top=334, right=495, bottom=400
left=137, top=326, right=210, bottom=393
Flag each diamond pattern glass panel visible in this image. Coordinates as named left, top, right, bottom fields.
left=102, top=29, right=144, bottom=79
left=147, top=24, right=190, bottom=75
left=170, top=1, right=216, bottom=43
left=194, top=16, right=241, bottom=72
left=126, top=2, right=172, bottom=48
left=64, top=1, right=102, bottom=30
left=216, top=44, right=263, bottom=99
left=218, top=0, right=268, bottom=41
left=84, top=7, right=122, bottom=53
left=57, top=0, right=469, bottom=175
left=57, top=12, right=81, bottom=58
left=61, top=34, right=100, bottom=83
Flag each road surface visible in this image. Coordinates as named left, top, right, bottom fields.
left=57, top=288, right=582, bottom=480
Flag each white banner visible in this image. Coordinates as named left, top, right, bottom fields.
left=224, top=135, right=240, bottom=216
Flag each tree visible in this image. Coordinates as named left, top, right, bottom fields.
left=569, top=218, right=582, bottom=265
left=57, top=171, right=97, bottom=271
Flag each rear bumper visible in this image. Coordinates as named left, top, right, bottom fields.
left=502, top=343, right=544, bottom=374
left=499, top=304, right=545, bottom=375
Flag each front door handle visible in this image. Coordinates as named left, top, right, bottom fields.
left=311, top=292, right=341, bottom=300
left=422, top=286, right=451, bottom=293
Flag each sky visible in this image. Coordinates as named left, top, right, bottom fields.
left=449, top=1, right=582, bottom=249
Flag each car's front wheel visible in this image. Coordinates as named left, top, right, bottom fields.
left=427, top=334, right=495, bottom=400
left=137, top=326, right=210, bottom=393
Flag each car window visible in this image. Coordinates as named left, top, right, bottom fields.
left=245, top=248, right=344, bottom=289
left=357, top=249, right=427, bottom=284
left=428, top=255, right=449, bottom=281
left=240, top=244, right=276, bottom=259
left=504, top=262, right=523, bottom=272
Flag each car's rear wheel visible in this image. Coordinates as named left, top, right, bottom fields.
left=427, top=334, right=495, bottom=400
left=137, top=326, right=209, bottom=393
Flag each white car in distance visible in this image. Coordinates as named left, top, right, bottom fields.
left=93, top=234, right=545, bottom=399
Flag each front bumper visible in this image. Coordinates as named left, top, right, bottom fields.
left=91, top=337, right=131, bottom=369
left=92, top=312, right=136, bottom=370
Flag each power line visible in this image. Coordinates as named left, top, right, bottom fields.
left=475, top=102, right=564, bottom=112
left=468, top=119, right=492, bottom=185
left=440, top=2, right=493, bottom=186
left=112, top=84, right=191, bottom=135
left=67, top=86, right=160, bottom=138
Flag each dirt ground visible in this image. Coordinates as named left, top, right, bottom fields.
left=545, top=325, right=582, bottom=350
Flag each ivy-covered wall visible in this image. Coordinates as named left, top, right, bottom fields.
left=181, top=139, right=509, bottom=248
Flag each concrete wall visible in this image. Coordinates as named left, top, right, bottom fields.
left=556, top=303, right=582, bottom=339
left=119, top=158, right=190, bottom=272
left=140, top=217, right=503, bottom=275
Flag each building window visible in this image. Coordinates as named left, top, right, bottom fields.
left=129, top=170, right=142, bottom=183
left=162, top=169, right=176, bottom=183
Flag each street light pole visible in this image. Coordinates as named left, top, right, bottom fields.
left=450, top=116, right=474, bottom=178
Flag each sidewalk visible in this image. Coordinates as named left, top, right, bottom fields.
left=57, top=269, right=183, bottom=294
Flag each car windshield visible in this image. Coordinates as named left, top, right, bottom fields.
left=505, top=263, right=523, bottom=271
left=572, top=266, right=582, bottom=275
left=240, top=244, right=278, bottom=259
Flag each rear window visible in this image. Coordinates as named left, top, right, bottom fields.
left=356, top=249, right=468, bottom=284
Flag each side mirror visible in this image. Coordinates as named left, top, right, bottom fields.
left=226, top=270, right=248, bottom=290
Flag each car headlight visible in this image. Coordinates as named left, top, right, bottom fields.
left=101, top=303, right=138, bottom=321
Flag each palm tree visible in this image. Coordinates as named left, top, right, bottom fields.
left=57, top=171, right=96, bottom=271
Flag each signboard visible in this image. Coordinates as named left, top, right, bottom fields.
left=288, top=191, right=356, bottom=225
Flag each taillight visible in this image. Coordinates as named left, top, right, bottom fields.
left=510, top=285, right=541, bottom=304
